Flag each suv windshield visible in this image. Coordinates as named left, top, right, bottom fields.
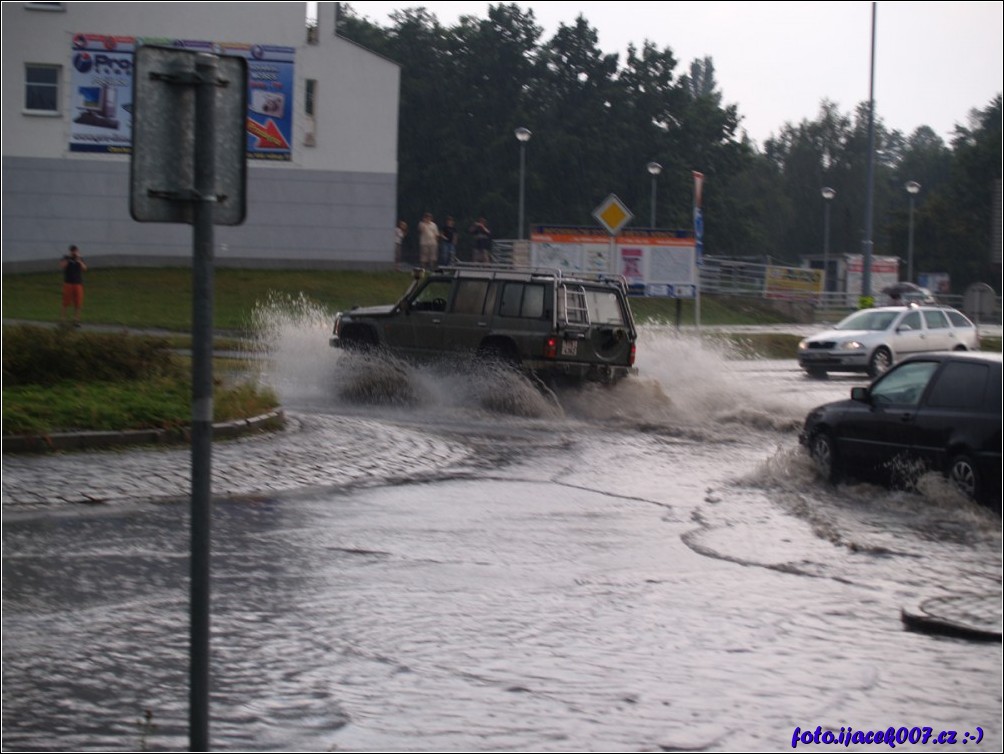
left=835, top=310, right=898, bottom=331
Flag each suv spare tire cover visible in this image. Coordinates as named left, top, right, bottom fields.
left=590, top=327, right=628, bottom=360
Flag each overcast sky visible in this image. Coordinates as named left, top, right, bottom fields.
left=341, top=0, right=1003, bottom=147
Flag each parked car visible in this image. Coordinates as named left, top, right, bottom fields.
left=799, top=352, right=1002, bottom=507
left=797, top=305, right=979, bottom=378
left=330, top=265, right=638, bottom=384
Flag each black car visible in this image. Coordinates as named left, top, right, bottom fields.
left=799, top=352, right=1002, bottom=507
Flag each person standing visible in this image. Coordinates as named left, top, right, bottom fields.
left=469, top=217, right=492, bottom=264
left=439, top=216, right=457, bottom=266
left=60, top=244, right=87, bottom=326
left=394, top=220, right=408, bottom=270
left=418, top=213, right=439, bottom=269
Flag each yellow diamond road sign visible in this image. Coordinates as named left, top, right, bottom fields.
left=593, top=194, right=633, bottom=235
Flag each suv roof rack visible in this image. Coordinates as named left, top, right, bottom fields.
left=436, top=262, right=630, bottom=293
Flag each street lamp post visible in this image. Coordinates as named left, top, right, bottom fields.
left=905, top=180, right=921, bottom=283
left=821, top=186, right=836, bottom=303
left=646, top=161, right=662, bottom=227
left=515, top=127, right=532, bottom=240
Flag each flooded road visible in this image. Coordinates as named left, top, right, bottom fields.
left=3, top=315, right=1001, bottom=751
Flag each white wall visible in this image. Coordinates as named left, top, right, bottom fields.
left=1, top=1, right=399, bottom=173
left=1, top=1, right=401, bottom=269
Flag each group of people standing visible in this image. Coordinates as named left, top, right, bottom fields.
left=395, top=214, right=492, bottom=270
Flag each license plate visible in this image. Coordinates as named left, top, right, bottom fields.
left=561, top=340, right=578, bottom=356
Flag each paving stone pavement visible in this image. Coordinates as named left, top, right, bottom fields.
left=1, top=413, right=475, bottom=510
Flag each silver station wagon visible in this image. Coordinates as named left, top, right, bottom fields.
left=798, top=305, right=980, bottom=378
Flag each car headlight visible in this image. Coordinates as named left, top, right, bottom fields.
left=798, top=340, right=808, bottom=351
left=839, top=341, right=864, bottom=351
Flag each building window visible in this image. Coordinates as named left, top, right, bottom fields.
left=25, top=64, right=60, bottom=113
left=305, top=79, right=317, bottom=116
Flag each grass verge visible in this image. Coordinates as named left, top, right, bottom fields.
left=2, top=326, right=277, bottom=438
left=3, top=268, right=798, bottom=330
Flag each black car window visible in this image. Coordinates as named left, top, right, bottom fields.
left=987, top=364, right=1002, bottom=412
left=922, top=310, right=949, bottom=329
left=946, top=310, right=975, bottom=329
left=870, top=361, right=939, bottom=406
left=925, top=362, right=989, bottom=410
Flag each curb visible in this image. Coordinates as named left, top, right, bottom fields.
left=901, top=593, right=1002, bottom=643
left=2, top=409, right=286, bottom=454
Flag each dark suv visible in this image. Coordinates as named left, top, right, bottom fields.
left=330, top=265, right=638, bottom=383
left=800, top=351, right=1002, bottom=507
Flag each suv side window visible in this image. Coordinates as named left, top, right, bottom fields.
left=411, top=279, right=453, bottom=311
left=922, top=310, right=949, bottom=329
left=453, top=279, right=490, bottom=315
left=925, top=362, right=988, bottom=410
left=499, top=282, right=547, bottom=319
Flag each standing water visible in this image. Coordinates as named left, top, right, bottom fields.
left=2, top=297, right=999, bottom=751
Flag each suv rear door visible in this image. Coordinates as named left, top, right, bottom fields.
left=557, top=284, right=635, bottom=367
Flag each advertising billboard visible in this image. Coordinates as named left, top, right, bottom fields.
left=530, top=227, right=696, bottom=297
left=69, top=33, right=294, bottom=160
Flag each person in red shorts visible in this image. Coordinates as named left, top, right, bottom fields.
left=60, top=244, right=87, bottom=326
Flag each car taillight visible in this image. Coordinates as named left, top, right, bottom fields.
left=629, top=343, right=636, bottom=366
left=544, top=336, right=558, bottom=359
left=333, top=315, right=342, bottom=337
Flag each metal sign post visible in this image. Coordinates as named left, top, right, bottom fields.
left=130, top=45, right=247, bottom=752
left=593, top=194, right=633, bottom=274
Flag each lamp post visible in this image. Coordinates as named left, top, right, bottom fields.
left=646, top=161, right=662, bottom=227
left=821, top=186, right=836, bottom=303
left=905, top=180, right=920, bottom=283
left=515, top=126, right=532, bottom=240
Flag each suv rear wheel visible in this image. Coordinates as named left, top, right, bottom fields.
left=477, top=339, right=520, bottom=370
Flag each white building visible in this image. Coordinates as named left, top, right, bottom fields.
left=1, top=2, right=400, bottom=270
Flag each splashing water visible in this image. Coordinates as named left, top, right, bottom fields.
left=248, top=294, right=562, bottom=419
left=247, top=300, right=828, bottom=433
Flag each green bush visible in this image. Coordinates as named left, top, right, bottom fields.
left=2, top=325, right=184, bottom=386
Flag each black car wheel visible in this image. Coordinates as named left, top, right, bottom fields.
left=947, top=453, right=981, bottom=501
left=811, top=431, right=841, bottom=483
left=868, top=347, right=892, bottom=378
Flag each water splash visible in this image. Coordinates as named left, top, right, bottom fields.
left=248, top=294, right=561, bottom=419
